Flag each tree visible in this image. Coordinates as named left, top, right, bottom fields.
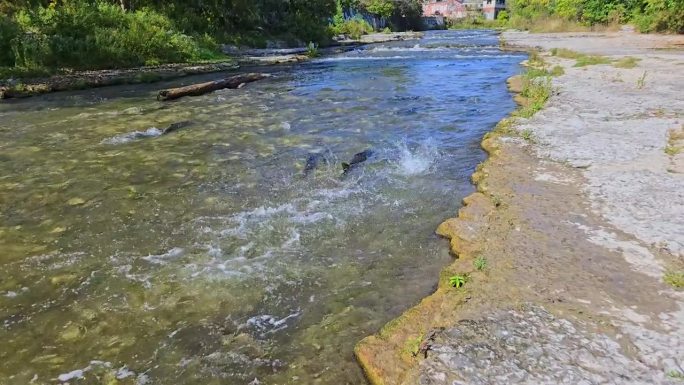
left=362, top=0, right=394, bottom=18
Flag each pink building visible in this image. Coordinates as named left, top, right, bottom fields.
left=423, top=0, right=467, bottom=18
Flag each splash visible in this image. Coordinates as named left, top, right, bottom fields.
left=101, top=127, right=163, bottom=145
left=142, top=247, right=185, bottom=265
left=393, top=140, right=439, bottom=176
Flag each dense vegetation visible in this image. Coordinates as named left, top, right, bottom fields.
left=508, top=0, right=684, bottom=33
left=331, top=0, right=424, bottom=38
left=0, top=0, right=426, bottom=75
left=2, top=0, right=681, bottom=77
left=453, top=0, right=683, bottom=33
left=0, top=0, right=339, bottom=72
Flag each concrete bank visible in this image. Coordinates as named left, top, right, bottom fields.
left=356, top=30, right=684, bottom=384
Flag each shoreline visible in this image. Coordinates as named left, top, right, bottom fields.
left=356, top=30, right=684, bottom=384
left=0, top=32, right=422, bottom=100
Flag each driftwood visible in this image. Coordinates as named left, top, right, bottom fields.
left=0, top=62, right=238, bottom=100
left=157, top=73, right=269, bottom=101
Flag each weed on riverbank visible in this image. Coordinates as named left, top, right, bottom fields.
left=665, top=127, right=684, bottom=156
left=614, top=57, right=641, bottom=69
left=664, top=270, right=684, bottom=289
left=575, top=55, right=612, bottom=67
left=665, top=145, right=682, bottom=156
left=474, top=256, right=488, bottom=271
left=306, top=42, right=320, bottom=58
left=403, top=333, right=423, bottom=357
left=668, top=370, right=684, bottom=380
left=449, top=274, right=469, bottom=288
left=550, top=48, right=582, bottom=59
left=521, top=128, right=536, bottom=142
left=518, top=76, right=552, bottom=118
left=637, top=71, right=648, bottom=89
left=551, top=48, right=612, bottom=67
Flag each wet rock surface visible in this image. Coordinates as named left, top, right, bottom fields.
left=419, top=305, right=677, bottom=385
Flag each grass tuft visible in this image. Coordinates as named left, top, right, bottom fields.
left=306, top=42, right=320, bottom=58
left=665, top=145, right=682, bottom=156
left=574, top=55, right=612, bottom=67
left=613, top=57, right=640, bottom=69
left=448, top=274, right=469, bottom=289
left=551, top=48, right=583, bottom=59
left=495, top=118, right=516, bottom=135
left=551, top=48, right=612, bottom=67
left=474, top=256, right=488, bottom=271
left=667, top=370, right=684, bottom=380
left=403, top=334, right=423, bottom=356
left=527, top=51, right=546, bottom=68
left=636, top=71, right=648, bottom=89
left=521, top=128, right=535, bottom=142
left=550, top=65, right=565, bottom=76
left=517, top=76, right=552, bottom=118
left=664, top=270, right=684, bottom=289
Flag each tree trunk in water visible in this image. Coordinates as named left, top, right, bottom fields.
left=157, top=73, right=270, bottom=101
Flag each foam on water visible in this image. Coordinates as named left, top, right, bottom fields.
left=57, top=361, right=146, bottom=384
left=314, top=55, right=415, bottom=62
left=315, top=53, right=525, bottom=63
left=141, top=247, right=185, bottom=265
left=391, top=140, right=440, bottom=176
left=241, top=310, right=302, bottom=337
left=101, top=127, right=163, bottom=145
left=368, top=44, right=449, bottom=52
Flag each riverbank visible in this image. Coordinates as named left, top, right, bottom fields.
left=0, top=32, right=422, bottom=99
left=356, top=30, right=684, bottom=384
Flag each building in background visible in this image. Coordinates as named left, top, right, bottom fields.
left=423, top=0, right=467, bottom=19
left=482, top=0, right=506, bottom=20
left=422, top=0, right=507, bottom=24
left=461, top=0, right=483, bottom=15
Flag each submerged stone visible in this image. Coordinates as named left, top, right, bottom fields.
left=67, top=198, right=86, bottom=206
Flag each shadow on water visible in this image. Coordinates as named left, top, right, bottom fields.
left=0, top=30, right=525, bottom=384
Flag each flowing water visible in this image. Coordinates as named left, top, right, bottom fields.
left=0, top=30, right=524, bottom=385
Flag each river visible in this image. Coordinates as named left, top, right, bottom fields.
left=0, top=30, right=524, bottom=384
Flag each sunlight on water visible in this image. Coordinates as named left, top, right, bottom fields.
left=0, top=30, right=524, bottom=384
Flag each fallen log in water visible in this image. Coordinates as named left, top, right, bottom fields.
left=157, top=73, right=269, bottom=101
left=0, top=62, right=239, bottom=100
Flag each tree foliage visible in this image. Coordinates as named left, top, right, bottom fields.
left=362, top=0, right=395, bottom=18
left=508, top=0, right=684, bottom=33
left=341, top=0, right=424, bottom=30
left=0, top=0, right=340, bottom=70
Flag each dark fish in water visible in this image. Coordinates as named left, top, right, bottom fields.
left=101, top=120, right=193, bottom=145
left=162, top=120, right=193, bottom=135
left=342, top=149, right=373, bottom=174
left=304, top=153, right=327, bottom=175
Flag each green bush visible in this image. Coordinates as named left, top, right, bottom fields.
left=5, top=1, right=221, bottom=71
left=332, top=16, right=374, bottom=39
left=0, top=15, right=20, bottom=67
left=632, top=0, right=684, bottom=33
left=497, top=10, right=510, bottom=22
left=507, top=0, right=684, bottom=33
